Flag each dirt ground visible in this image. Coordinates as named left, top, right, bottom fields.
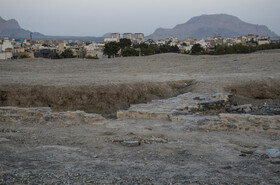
left=1, top=50, right=280, bottom=89
left=0, top=50, right=280, bottom=184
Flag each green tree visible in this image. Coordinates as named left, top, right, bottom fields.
left=60, top=49, right=75, bottom=58
left=191, top=44, right=204, bottom=54
left=119, top=38, right=132, bottom=49
left=214, top=45, right=225, bottom=55
left=169, top=45, right=180, bottom=53
left=121, top=47, right=139, bottom=57
left=19, top=54, right=30, bottom=59
left=133, top=43, right=149, bottom=49
left=159, top=45, right=168, bottom=53
left=141, top=46, right=155, bottom=56
left=103, top=42, right=120, bottom=58
left=50, top=52, right=61, bottom=59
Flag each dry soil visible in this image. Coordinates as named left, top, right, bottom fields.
left=0, top=50, right=280, bottom=184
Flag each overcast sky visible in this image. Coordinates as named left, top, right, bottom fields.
left=1, top=0, right=280, bottom=37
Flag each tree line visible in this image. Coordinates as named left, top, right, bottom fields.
left=104, top=39, right=280, bottom=58
left=103, top=38, right=180, bottom=58
left=50, top=39, right=280, bottom=59
left=190, top=43, right=280, bottom=55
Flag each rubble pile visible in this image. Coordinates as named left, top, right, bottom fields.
left=117, top=92, right=232, bottom=119
left=117, top=92, right=280, bottom=133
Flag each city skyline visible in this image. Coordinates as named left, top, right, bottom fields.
left=1, top=0, right=280, bottom=37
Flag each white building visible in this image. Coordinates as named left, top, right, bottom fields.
left=104, top=32, right=144, bottom=44
left=133, top=33, right=144, bottom=43
left=123, top=33, right=133, bottom=39
left=156, top=40, right=166, bottom=45
left=104, top=38, right=119, bottom=43
left=104, top=33, right=120, bottom=43
left=179, top=45, right=193, bottom=53
left=195, top=39, right=207, bottom=48
left=0, top=52, right=13, bottom=60
left=84, top=43, right=104, bottom=58
left=111, top=33, right=120, bottom=41
left=258, top=39, right=270, bottom=45
left=0, top=38, right=13, bottom=52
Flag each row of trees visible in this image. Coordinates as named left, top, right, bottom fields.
left=104, top=40, right=280, bottom=57
left=49, top=40, right=280, bottom=59
left=212, top=43, right=280, bottom=55
left=103, top=38, right=180, bottom=58
left=190, top=43, right=280, bottom=55
left=134, top=43, right=180, bottom=56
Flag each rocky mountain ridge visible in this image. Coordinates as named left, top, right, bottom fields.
left=146, top=14, right=278, bottom=40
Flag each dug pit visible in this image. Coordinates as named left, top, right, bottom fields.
left=226, top=79, right=280, bottom=115
left=0, top=80, right=194, bottom=118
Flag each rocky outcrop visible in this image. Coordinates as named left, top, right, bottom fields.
left=117, top=92, right=232, bottom=119
left=117, top=91, right=280, bottom=133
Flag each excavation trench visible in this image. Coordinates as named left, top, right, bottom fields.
left=0, top=80, right=194, bottom=118
left=225, top=79, right=280, bottom=115
left=1, top=79, right=279, bottom=119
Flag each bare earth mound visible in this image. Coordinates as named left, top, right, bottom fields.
left=0, top=50, right=280, bottom=184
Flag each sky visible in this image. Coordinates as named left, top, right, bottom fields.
left=1, top=0, right=280, bottom=37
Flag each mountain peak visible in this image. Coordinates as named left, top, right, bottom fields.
left=187, top=14, right=238, bottom=23
left=147, top=14, right=278, bottom=40
left=0, top=16, right=21, bottom=34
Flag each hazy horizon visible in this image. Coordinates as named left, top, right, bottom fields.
left=1, top=0, right=280, bottom=37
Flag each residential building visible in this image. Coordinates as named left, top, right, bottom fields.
left=13, top=47, right=25, bottom=54
left=0, top=38, right=13, bottom=52
left=84, top=43, right=103, bottom=58
left=104, top=33, right=120, bottom=43
left=258, top=39, right=270, bottom=45
left=179, top=45, right=192, bottom=53
left=58, top=43, right=65, bottom=53
left=156, top=40, right=166, bottom=45
left=195, top=39, right=207, bottom=48
left=104, top=32, right=144, bottom=44
left=247, top=34, right=257, bottom=42
left=133, top=33, right=144, bottom=44
left=0, top=52, right=12, bottom=60
left=104, top=38, right=119, bottom=43
left=123, top=33, right=133, bottom=39
left=111, top=33, right=120, bottom=41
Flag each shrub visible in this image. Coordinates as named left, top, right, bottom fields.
left=60, top=49, right=75, bottom=58
left=191, top=44, right=204, bottom=54
left=121, top=47, right=139, bottom=57
left=19, top=54, right=30, bottom=59
left=86, top=55, right=99, bottom=59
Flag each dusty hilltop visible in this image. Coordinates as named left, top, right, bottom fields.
left=0, top=50, right=280, bottom=184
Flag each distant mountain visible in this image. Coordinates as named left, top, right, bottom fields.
left=0, top=16, right=45, bottom=39
left=0, top=17, right=20, bottom=33
left=146, top=14, right=278, bottom=40
left=102, top=33, right=111, bottom=38
left=0, top=16, right=104, bottom=42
